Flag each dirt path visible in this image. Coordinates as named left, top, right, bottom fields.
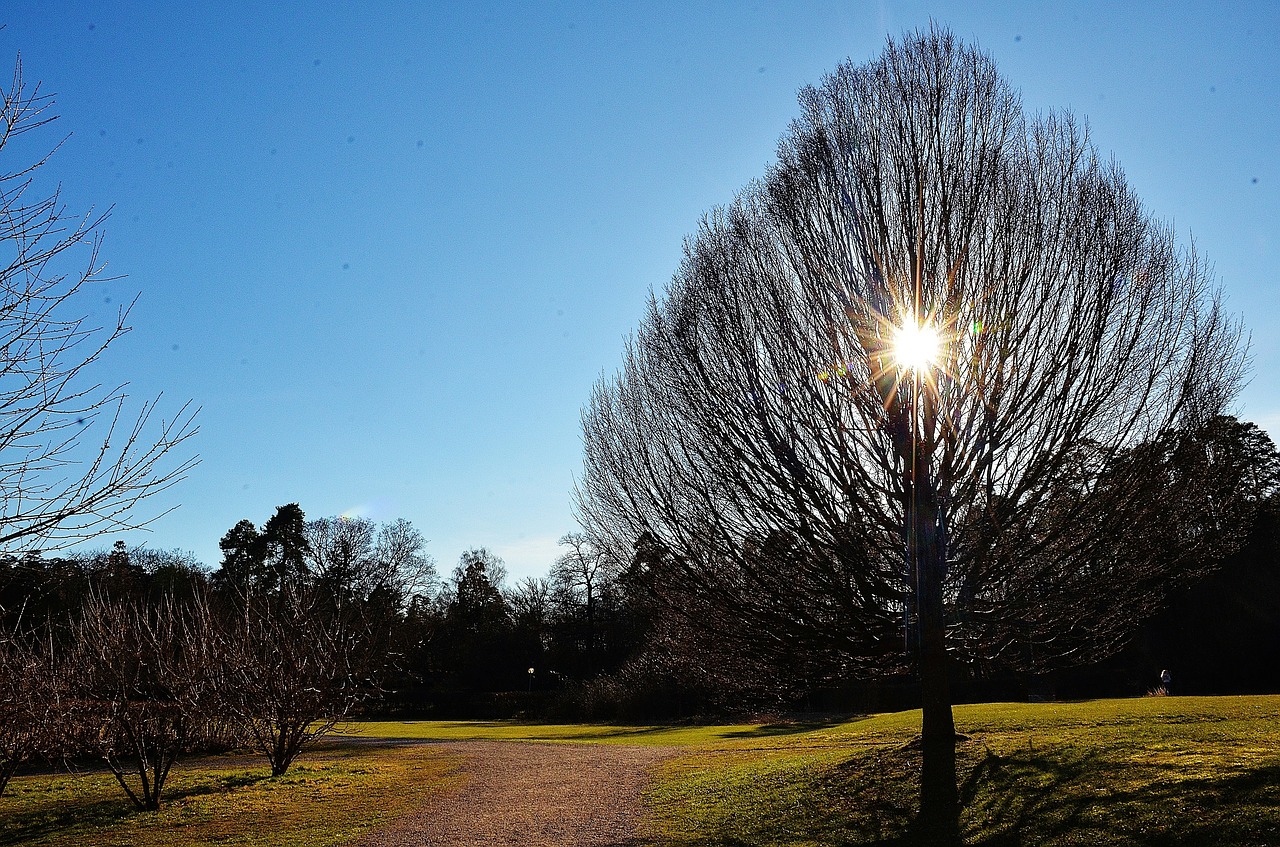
left=350, top=740, right=674, bottom=847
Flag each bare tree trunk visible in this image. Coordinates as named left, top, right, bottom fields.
left=0, top=760, right=18, bottom=798
left=916, top=535, right=959, bottom=841
left=908, top=395, right=960, bottom=842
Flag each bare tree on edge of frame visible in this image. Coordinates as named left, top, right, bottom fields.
left=576, top=28, right=1247, bottom=842
left=0, top=59, right=197, bottom=552
left=0, top=625, right=63, bottom=795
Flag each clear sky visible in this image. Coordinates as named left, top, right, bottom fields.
left=1, top=1, right=1275, bottom=582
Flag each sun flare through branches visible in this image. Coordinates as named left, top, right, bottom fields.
left=892, top=322, right=941, bottom=374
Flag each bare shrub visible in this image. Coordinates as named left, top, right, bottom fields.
left=70, top=593, right=226, bottom=810
left=224, top=583, right=369, bottom=777
left=0, top=627, right=64, bottom=794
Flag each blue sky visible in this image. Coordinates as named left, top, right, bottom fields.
left=1, top=1, right=1276, bottom=582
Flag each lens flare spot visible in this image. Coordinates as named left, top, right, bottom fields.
left=893, top=323, right=940, bottom=372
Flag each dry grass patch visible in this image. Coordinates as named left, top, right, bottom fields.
left=0, top=742, right=462, bottom=847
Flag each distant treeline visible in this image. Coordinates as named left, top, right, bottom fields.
left=3, top=420, right=1280, bottom=727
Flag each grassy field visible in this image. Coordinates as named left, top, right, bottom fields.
left=640, top=695, right=1280, bottom=846
left=3, top=697, right=1279, bottom=845
left=0, top=742, right=463, bottom=847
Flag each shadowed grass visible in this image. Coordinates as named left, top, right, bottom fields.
left=335, top=719, right=773, bottom=746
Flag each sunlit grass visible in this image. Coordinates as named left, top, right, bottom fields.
left=0, top=743, right=463, bottom=847
left=640, top=695, right=1280, bottom=846
left=7, top=698, right=1280, bottom=845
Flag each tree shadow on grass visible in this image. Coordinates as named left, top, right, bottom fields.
left=962, top=747, right=1280, bottom=846
left=720, top=718, right=853, bottom=739
left=0, top=796, right=133, bottom=846
left=659, top=741, right=1280, bottom=847
left=0, top=767, right=277, bottom=845
left=958, top=747, right=1101, bottom=845
left=660, top=746, right=921, bottom=847
left=163, top=770, right=273, bottom=798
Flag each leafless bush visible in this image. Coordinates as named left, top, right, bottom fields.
left=223, top=583, right=370, bottom=777
left=0, top=627, right=64, bottom=794
left=69, top=593, right=226, bottom=809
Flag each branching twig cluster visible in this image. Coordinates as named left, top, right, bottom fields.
left=0, top=58, right=198, bottom=553
left=577, top=26, right=1252, bottom=691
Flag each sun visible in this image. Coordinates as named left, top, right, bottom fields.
left=893, top=322, right=941, bottom=372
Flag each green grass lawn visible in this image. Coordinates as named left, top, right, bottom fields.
left=639, top=695, right=1280, bottom=846
left=4, top=697, right=1278, bottom=845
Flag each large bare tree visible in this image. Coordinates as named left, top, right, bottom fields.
left=0, top=59, right=197, bottom=552
left=577, top=28, right=1247, bottom=840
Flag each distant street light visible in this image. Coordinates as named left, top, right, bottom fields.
left=527, top=667, right=535, bottom=693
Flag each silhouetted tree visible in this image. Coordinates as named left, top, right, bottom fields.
left=0, top=58, right=196, bottom=553
left=75, top=543, right=208, bottom=604
left=1101, top=420, right=1280, bottom=696
left=306, top=516, right=377, bottom=609
left=394, top=592, right=447, bottom=699
left=577, top=28, right=1246, bottom=840
left=440, top=549, right=514, bottom=691
left=132, top=548, right=209, bottom=605
left=447, top=548, right=508, bottom=625
left=210, top=505, right=312, bottom=596
left=304, top=515, right=436, bottom=695
left=213, top=519, right=263, bottom=596
left=305, top=515, right=436, bottom=615
left=258, top=504, right=310, bottom=592
left=550, top=532, right=618, bottom=672
left=508, top=577, right=552, bottom=641
left=0, top=552, right=86, bottom=635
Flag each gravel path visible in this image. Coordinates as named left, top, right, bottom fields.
left=350, top=741, right=674, bottom=847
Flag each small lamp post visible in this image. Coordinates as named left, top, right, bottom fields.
left=527, top=667, right=535, bottom=693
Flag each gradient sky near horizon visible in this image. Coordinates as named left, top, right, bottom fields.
left=1, top=2, right=1276, bottom=583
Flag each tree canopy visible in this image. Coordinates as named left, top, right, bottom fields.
left=577, top=27, right=1248, bottom=838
